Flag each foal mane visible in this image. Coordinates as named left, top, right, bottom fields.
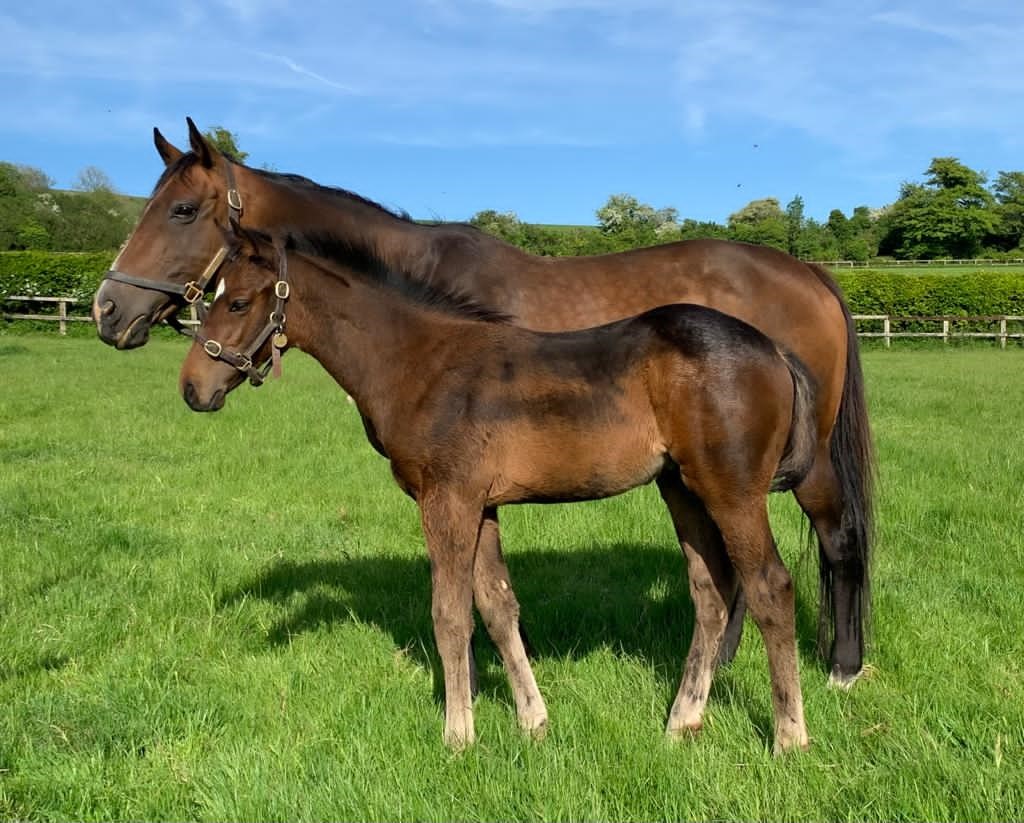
left=285, top=230, right=513, bottom=324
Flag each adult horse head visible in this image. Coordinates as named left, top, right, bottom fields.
left=93, top=118, right=242, bottom=348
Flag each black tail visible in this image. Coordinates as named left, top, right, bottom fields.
left=772, top=350, right=818, bottom=493
left=807, top=264, right=876, bottom=657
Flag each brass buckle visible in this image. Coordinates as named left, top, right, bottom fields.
left=227, top=188, right=243, bottom=213
left=236, top=355, right=253, bottom=372
left=203, top=340, right=223, bottom=358
left=275, top=281, right=290, bottom=299
left=183, top=282, right=204, bottom=304
left=270, top=311, right=286, bottom=327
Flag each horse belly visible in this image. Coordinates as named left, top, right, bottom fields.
left=488, top=424, right=665, bottom=505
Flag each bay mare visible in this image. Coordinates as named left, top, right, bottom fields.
left=94, top=119, right=874, bottom=685
left=179, top=226, right=819, bottom=753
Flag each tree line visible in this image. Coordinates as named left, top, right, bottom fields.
left=471, top=157, right=1024, bottom=261
left=2, top=133, right=1022, bottom=262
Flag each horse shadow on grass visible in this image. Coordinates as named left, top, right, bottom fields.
left=218, top=540, right=824, bottom=743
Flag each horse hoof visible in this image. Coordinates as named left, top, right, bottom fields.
left=828, top=666, right=862, bottom=690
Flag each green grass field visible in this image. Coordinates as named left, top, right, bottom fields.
left=1, top=334, right=1022, bottom=821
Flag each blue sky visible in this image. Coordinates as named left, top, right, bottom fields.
left=2, top=1, right=1023, bottom=225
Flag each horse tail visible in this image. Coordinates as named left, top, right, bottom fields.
left=771, top=349, right=818, bottom=493
left=806, top=262, right=876, bottom=654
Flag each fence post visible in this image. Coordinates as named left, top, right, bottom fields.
left=942, top=319, right=949, bottom=344
left=59, top=299, right=68, bottom=336
left=1000, top=317, right=1007, bottom=350
left=884, top=316, right=891, bottom=348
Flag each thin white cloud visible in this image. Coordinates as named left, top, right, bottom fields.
left=255, top=52, right=360, bottom=94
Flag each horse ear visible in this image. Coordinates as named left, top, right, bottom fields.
left=153, top=128, right=184, bottom=166
left=186, top=116, right=215, bottom=168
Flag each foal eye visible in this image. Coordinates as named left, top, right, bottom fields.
left=171, top=202, right=198, bottom=221
left=229, top=299, right=250, bottom=313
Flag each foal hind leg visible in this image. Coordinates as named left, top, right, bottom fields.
left=794, top=449, right=865, bottom=687
left=709, top=498, right=808, bottom=754
left=473, top=507, right=548, bottom=737
left=657, top=473, right=737, bottom=738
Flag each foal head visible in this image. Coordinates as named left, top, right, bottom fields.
left=179, top=228, right=284, bottom=412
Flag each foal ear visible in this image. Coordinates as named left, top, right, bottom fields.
left=153, top=128, right=184, bottom=166
left=186, top=116, right=215, bottom=169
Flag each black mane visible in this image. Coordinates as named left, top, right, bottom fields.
left=285, top=229, right=512, bottom=324
left=154, top=153, right=414, bottom=225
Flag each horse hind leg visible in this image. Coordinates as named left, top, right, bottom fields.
left=794, top=448, right=866, bottom=687
left=708, top=497, right=809, bottom=754
left=472, top=508, right=548, bottom=737
left=656, top=472, right=737, bottom=738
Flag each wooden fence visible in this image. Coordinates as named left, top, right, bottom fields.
left=3, top=296, right=1024, bottom=348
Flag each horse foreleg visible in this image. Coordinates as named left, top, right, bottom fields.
left=657, top=473, right=736, bottom=738
left=419, top=487, right=482, bottom=749
left=473, top=507, right=548, bottom=737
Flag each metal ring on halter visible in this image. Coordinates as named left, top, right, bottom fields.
left=270, top=311, right=286, bottom=327
left=275, top=281, right=290, bottom=299
left=203, top=340, right=223, bottom=357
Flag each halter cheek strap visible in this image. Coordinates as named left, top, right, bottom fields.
left=194, top=245, right=290, bottom=387
left=103, top=161, right=244, bottom=336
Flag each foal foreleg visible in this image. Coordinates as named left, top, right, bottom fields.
left=419, top=487, right=482, bottom=749
left=473, top=507, right=548, bottom=737
left=657, top=474, right=737, bottom=738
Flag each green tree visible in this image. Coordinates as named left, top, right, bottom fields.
left=203, top=126, right=249, bottom=164
left=880, top=157, right=997, bottom=258
left=991, top=170, right=1024, bottom=251
left=727, top=197, right=787, bottom=251
left=469, top=210, right=527, bottom=246
left=596, top=194, right=678, bottom=249
left=74, top=165, right=116, bottom=193
left=784, top=195, right=808, bottom=257
left=0, top=163, right=54, bottom=250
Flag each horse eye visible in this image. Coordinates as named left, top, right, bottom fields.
left=229, top=299, right=250, bottom=313
left=171, top=202, right=198, bottom=222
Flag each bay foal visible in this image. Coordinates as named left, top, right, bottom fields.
left=179, top=229, right=818, bottom=753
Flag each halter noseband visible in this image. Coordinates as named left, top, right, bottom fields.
left=103, top=161, right=244, bottom=335
left=193, top=244, right=290, bottom=387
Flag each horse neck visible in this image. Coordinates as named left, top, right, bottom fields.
left=236, top=165, right=439, bottom=279
left=285, top=256, right=457, bottom=425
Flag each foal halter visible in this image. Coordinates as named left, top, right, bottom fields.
left=103, top=161, right=244, bottom=335
left=193, top=245, right=290, bottom=387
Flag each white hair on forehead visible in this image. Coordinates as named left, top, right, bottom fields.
left=214, top=278, right=227, bottom=302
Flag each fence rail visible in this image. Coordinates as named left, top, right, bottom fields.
left=811, top=257, right=1024, bottom=268
left=852, top=314, right=1024, bottom=348
left=3, top=296, right=1023, bottom=348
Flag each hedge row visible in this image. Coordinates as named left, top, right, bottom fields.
left=0, top=250, right=113, bottom=305
left=3, top=250, right=1024, bottom=318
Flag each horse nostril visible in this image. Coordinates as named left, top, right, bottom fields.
left=100, top=300, right=115, bottom=317
left=184, top=381, right=197, bottom=408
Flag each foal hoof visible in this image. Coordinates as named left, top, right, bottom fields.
left=666, top=720, right=702, bottom=741
left=523, top=717, right=549, bottom=742
left=772, top=736, right=811, bottom=756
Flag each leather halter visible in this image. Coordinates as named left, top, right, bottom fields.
left=103, top=161, right=244, bottom=335
left=193, top=243, right=290, bottom=387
